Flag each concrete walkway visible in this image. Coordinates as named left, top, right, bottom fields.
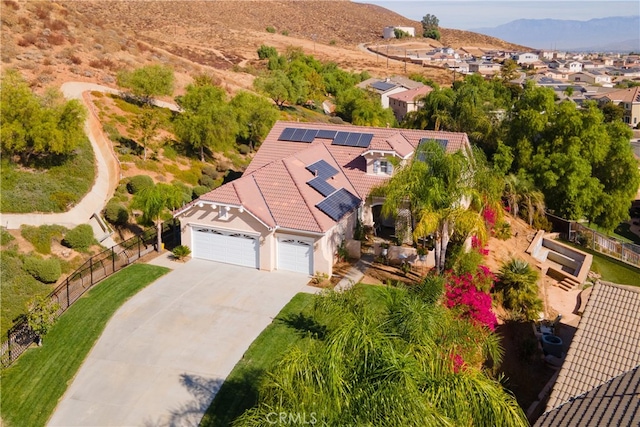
left=48, top=257, right=316, bottom=427
left=0, top=82, right=180, bottom=233
left=335, top=254, right=374, bottom=290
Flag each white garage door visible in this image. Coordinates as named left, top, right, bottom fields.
left=278, top=237, right=313, bottom=275
left=192, top=227, right=259, bottom=268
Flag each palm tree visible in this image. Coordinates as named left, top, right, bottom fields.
left=382, top=140, right=486, bottom=273
left=133, top=183, right=185, bottom=251
left=234, top=285, right=528, bottom=426
left=496, top=258, right=543, bottom=321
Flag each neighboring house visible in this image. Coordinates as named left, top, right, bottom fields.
left=512, top=52, right=540, bottom=64
left=174, top=121, right=470, bottom=276
left=382, top=26, right=415, bottom=39
left=594, top=86, right=640, bottom=127
left=567, top=61, right=583, bottom=73
left=541, top=69, right=570, bottom=81
left=541, top=282, right=640, bottom=415
left=468, top=61, right=500, bottom=75
left=568, top=71, right=612, bottom=85
left=534, top=365, right=640, bottom=426
left=358, top=76, right=423, bottom=109
left=388, top=85, right=433, bottom=122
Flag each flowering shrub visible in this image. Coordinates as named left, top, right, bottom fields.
left=471, top=235, right=489, bottom=256
left=449, top=352, right=465, bottom=373
left=445, top=267, right=497, bottom=330
left=483, top=207, right=497, bottom=231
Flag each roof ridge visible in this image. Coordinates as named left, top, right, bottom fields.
left=252, top=174, right=277, bottom=227
left=281, top=157, right=323, bottom=232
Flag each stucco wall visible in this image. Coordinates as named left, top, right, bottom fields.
left=315, top=212, right=357, bottom=275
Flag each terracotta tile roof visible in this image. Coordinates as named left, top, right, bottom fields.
left=534, top=365, right=640, bottom=427
left=596, top=86, right=640, bottom=103
left=546, top=282, right=640, bottom=411
left=189, top=121, right=470, bottom=234
left=387, top=85, right=433, bottom=102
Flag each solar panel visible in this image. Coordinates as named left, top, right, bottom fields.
left=291, top=128, right=308, bottom=142
left=333, top=132, right=349, bottom=146
left=307, top=177, right=337, bottom=197
left=316, top=188, right=361, bottom=221
left=437, top=139, right=449, bottom=149
left=278, top=127, right=296, bottom=141
left=370, top=81, right=396, bottom=92
left=301, top=129, right=318, bottom=143
left=345, top=133, right=361, bottom=146
left=306, top=160, right=338, bottom=179
left=356, top=133, right=374, bottom=148
left=317, top=129, right=337, bottom=139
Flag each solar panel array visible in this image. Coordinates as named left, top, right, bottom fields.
left=306, top=160, right=338, bottom=179
left=277, top=127, right=373, bottom=148
left=417, top=137, right=449, bottom=161
left=307, top=176, right=336, bottom=197
left=370, top=81, right=396, bottom=92
left=316, top=188, right=361, bottom=222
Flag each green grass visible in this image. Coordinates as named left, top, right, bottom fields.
left=0, top=264, right=169, bottom=427
left=563, top=241, right=640, bottom=286
left=0, top=137, right=95, bottom=213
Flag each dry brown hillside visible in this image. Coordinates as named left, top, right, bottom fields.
left=1, top=0, right=529, bottom=93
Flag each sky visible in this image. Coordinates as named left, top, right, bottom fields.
left=352, top=0, right=640, bottom=30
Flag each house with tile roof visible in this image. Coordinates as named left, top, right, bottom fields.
left=357, top=76, right=424, bottom=109
left=542, top=281, right=640, bottom=413
left=594, top=86, right=640, bottom=128
left=174, top=121, right=471, bottom=276
left=388, top=85, right=433, bottom=122
left=534, top=365, right=640, bottom=426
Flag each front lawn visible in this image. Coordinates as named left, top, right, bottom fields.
left=0, top=263, right=169, bottom=427
left=0, top=137, right=95, bottom=213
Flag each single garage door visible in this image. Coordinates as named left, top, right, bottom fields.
left=278, top=237, right=313, bottom=275
left=192, top=227, right=259, bottom=268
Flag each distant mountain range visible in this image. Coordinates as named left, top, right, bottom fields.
left=471, top=16, right=640, bottom=52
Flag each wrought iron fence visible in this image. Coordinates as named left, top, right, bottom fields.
left=1, top=219, right=180, bottom=368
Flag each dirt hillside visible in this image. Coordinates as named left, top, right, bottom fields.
left=1, top=0, right=529, bottom=93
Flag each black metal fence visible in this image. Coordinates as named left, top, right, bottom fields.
left=0, top=219, right=180, bottom=368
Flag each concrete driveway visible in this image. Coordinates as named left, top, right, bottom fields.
left=48, top=258, right=315, bottom=427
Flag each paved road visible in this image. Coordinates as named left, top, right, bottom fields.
left=47, top=258, right=316, bottom=427
left=0, top=83, right=180, bottom=231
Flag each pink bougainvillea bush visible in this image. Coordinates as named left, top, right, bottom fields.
left=445, top=267, right=497, bottom=331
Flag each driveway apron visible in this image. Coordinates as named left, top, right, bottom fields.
left=47, top=259, right=314, bottom=426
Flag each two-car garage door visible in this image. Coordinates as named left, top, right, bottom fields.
left=192, top=227, right=259, bottom=269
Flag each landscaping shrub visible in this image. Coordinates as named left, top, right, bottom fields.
left=1, top=227, right=15, bottom=246
left=104, top=200, right=129, bottom=225
left=23, top=256, right=62, bottom=284
left=199, top=175, right=217, bottom=189
left=62, top=224, right=96, bottom=252
left=495, top=258, right=542, bottom=321
left=238, top=144, right=250, bottom=155
left=192, top=185, right=211, bottom=199
left=126, top=174, right=154, bottom=194
left=20, top=225, right=67, bottom=255
left=445, top=268, right=497, bottom=330
left=172, top=245, right=191, bottom=261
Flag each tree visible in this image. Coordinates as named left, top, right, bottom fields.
left=421, top=14, right=441, bottom=40
left=495, top=258, right=542, bottom=321
left=132, top=183, right=185, bottom=251
left=254, top=70, right=301, bottom=109
left=381, top=141, right=485, bottom=273
left=230, top=91, right=279, bottom=151
left=117, top=64, right=174, bottom=104
left=1, top=69, right=86, bottom=163
left=599, top=101, right=624, bottom=123
left=500, top=59, right=519, bottom=83
left=174, top=83, right=238, bottom=161
left=132, top=105, right=160, bottom=161
left=235, top=285, right=527, bottom=426
left=26, top=295, right=60, bottom=345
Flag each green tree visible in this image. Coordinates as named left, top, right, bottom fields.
left=256, top=44, right=278, bottom=60
left=599, top=100, right=624, bottom=123
left=421, top=14, right=441, bottom=40
left=229, top=91, right=279, bottom=151
left=174, top=83, right=238, bottom=161
left=26, top=295, right=60, bottom=344
left=132, top=105, right=160, bottom=161
left=235, top=285, right=527, bottom=426
left=495, top=258, right=543, bottom=321
left=500, top=59, right=519, bottom=83
left=132, top=183, right=185, bottom=251
left=117, top=64, right=174, bottom=104
left=381, top=141, right=485, bottom=273
left=1, top=69, right=86, bottom=163
left=254, top=70, right=300, bottom=109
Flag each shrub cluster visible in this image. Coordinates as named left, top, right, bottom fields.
left=126, top=174, right=154, bottom=194
left=62, top=224, right=96, bottom=252
left=20, top=225, right=67, bottom=254
left=104, top=200, right=129, bottom=225
left=445, top=267, right=497, bottom=330
left=23, top=256, right=62, bottom=284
